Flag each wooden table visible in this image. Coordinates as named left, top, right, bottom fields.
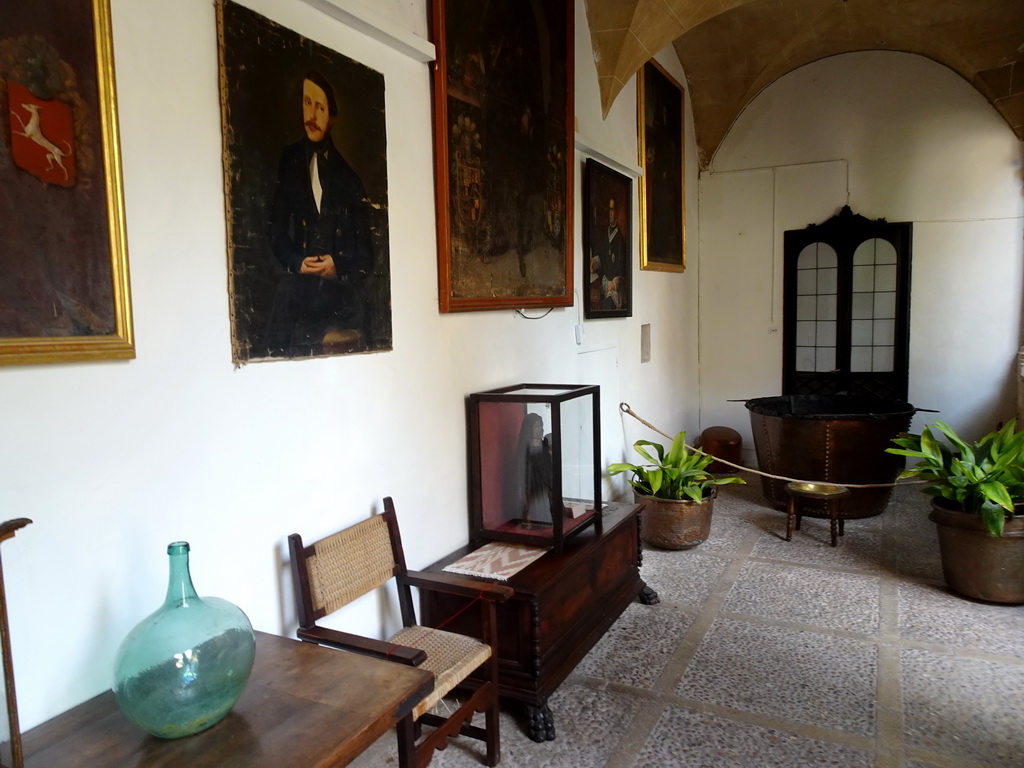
left=421, top=501, right=653, bottom=742
left=23, top=631, right=433, bottom=768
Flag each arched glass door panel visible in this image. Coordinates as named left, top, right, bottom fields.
left=850, top=238, right=898, bottom=373
left=794, top=242, right=838, bottom=373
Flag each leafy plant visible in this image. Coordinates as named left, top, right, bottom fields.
left=608, top=431, right=745, bottom=502
left=886, top=420, right=1024, bottom=536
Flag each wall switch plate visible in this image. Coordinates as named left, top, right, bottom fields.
left=641, top=324, right=651, bottom=362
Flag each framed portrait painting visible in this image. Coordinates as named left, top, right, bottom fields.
left=431, top=0, right=574, bottom=313
left=216, top=0, right=392, bottom=363
left=638, top=60, right=686, bottom=273
left=583, top=159, right=631, bottom=319
left=0, top=0, right=134, bottom=365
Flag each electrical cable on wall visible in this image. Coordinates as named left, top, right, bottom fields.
left=515, top=308, right=554, bottom=320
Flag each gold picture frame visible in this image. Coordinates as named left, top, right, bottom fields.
left=637, top=60, right=686, bottom=273
left=0, top=0, right=134, bottom=366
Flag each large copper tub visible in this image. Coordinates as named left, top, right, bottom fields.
left=746, top=395, right=915, bottom=519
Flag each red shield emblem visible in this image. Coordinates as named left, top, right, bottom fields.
left=8, top=80, right=76, bottom=186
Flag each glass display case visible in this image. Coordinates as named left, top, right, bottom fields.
left=466, top=384, right=602, bottom=552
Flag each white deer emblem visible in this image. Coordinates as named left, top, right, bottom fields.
left=12, top=102, right=72, bottom=181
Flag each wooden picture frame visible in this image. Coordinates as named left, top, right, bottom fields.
left=0, top=0, right=134, bottom=366
left=431, top=0, right=574, bottom=313
left=638, top=60, right=686, bottom=273
left=583, top=159, right=632, bottom=319
left=216, top=0, right=392, bottom=363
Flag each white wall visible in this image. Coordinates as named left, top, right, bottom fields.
left=699, top=51, right=1024, bottom=461
left=4, top=0, right=700, bottom=729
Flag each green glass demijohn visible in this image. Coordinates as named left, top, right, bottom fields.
left=113, top=541, right=256, bottom=739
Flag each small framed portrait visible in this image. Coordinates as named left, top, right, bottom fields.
left=583, top=158, right=632, bottom=319
left=638, top=60, right=686, bottom=273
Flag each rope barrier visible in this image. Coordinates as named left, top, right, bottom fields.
left=618, top=402, right=922, bottom=490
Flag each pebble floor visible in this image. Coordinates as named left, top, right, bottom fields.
left=348, top=475, right=1024, bottom=768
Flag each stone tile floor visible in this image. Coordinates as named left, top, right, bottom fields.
left=349, top=475, right=1024, bottom=767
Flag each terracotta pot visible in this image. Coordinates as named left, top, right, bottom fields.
left=929, top=499, right=1024, bottom=604
left=635, top=488, right=716, bottom=550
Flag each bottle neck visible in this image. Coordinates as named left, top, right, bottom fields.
left=165, top=541, right=199, bottom=607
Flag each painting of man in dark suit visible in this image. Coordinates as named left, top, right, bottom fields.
left=217, top=0, right=391, bottom=362
left=591, top=198, right=627, bottom=310
left=265, top=71, right=374, bottom=354
left=583, top=158, right=631, bottom=318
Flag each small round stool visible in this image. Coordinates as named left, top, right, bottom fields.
left=699, top=426, right=742, bottom=473
left=784, top=482, right=851, bottom=547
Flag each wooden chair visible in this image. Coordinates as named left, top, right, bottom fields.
left=1, top=518, right=31, bottom=768
left=288, top=497, right=513, bottom=768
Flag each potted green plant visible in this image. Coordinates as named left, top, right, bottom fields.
left=609, top=431, right=744, bottom=550
left=886, top=419, right=1024, bottom=603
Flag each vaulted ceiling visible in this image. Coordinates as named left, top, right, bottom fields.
left=584, top=0, right=1024, bottom=168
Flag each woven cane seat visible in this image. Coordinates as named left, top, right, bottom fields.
left=390, top=626, right=492, bottom=719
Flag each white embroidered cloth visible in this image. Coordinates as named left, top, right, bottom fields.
left=442, top=541, right=549, bottom=581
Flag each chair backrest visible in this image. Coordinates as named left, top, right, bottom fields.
left=289, top=500, right=415, bottom=629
